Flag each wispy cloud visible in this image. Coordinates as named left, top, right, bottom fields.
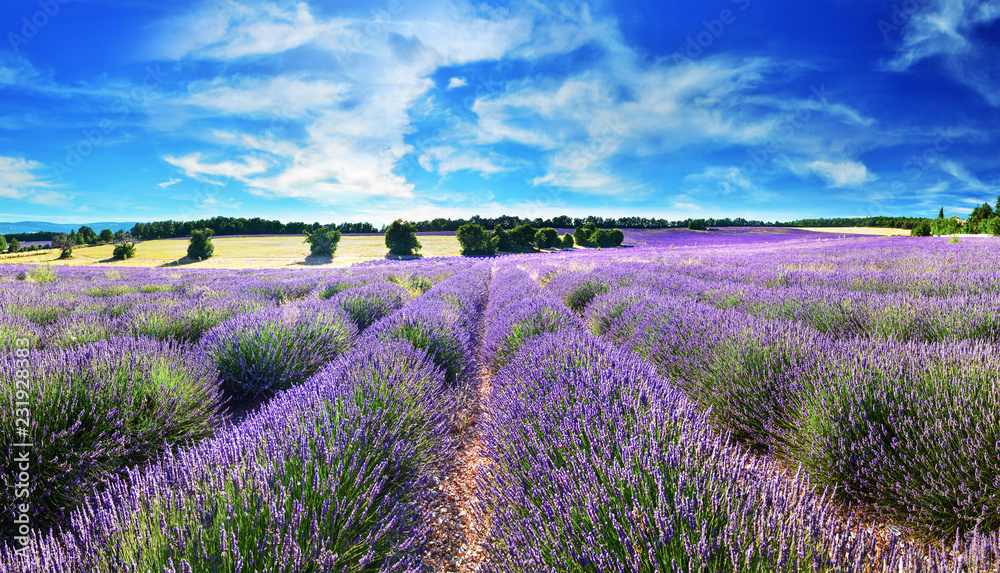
left=447, top=77, right=468, bottom=89
left=157, top=178, right=182, bottom=188
left=939, top=160, right=989, bottom=190
left=881, top=0, right=1000, bottom=106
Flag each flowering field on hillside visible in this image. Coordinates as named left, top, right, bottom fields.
left=2, top=230, right=998, bottom=572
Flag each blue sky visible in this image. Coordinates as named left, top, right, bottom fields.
left=1, top=0, right=997, bottom=225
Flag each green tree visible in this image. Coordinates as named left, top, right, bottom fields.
left=573, top=226, right=595, bottom=247
left=984, top=215, right=1000, bottom=237
left=910, top=220, right=932, bottom=237
left=609, top=229, right=625, bottom=246
left=930, top=218, right=961, bottom=236
left=493, top=225, right=513, bottom=252
left=8, top=238, right=20, bottom=253
left=187, top=228, right=215, bottom=260
left=112, top=231, right=137, bottom=259
left=384, top=219, right=421, bottom=256
left=303, top=227, right=342, bottom=257
left=938, top=207, right=945, bottom=219
left=76, top=226, right=97, bottom=245
left=561, top=233, right=574, bottom=248
left=534, top=227, right=560, bottom=249
left=688, top=219, right=709, bottom=231
left=99, top=229, right=114, bottom=243
left=967, top=203, right=994, bottom=234
left=456, top=223, right=498, bottom=256
left=509, top=224, right=538, bottom=252
left=0, top=235, right=6, bottom=254
left=52, top=233, right=75, bottom=259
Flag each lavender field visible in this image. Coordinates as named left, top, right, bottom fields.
left=1, top=230, right=999, bottom=572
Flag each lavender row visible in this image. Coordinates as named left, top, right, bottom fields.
left=0, top=340, right=454, bottom=572
left=480, top=266, right=583, bottom=370
left=0, top=261, right=496, bottom=570
left=480, top=330, right=999, bottom=571
left=587, top=285, right=1000, bottom=538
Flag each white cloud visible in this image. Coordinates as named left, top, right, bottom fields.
left=158, top=178, right=182, bottom=188
left=881, top=0, right=1000, bottom=106
left=417, top=146, right=505, bottom=175
left=182, top=76, right=345, bottom=117
left=0, top=156, right=67, bottom=206
left=153, top=1, right=534, bottom=204
left=806, top=160, right=877, bottom=188
left=447, top=77, right=468, bottom=89
left=155, top=2, right=353, bottom=60
left=164, top=153, right=273, bottom=185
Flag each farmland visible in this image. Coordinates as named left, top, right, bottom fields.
left=0, top=233, right=465, bottom=269
left=1, top=228, right=999, bottom=572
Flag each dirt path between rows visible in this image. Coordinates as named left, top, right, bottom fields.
left=423, top=366, right=495, bottom=572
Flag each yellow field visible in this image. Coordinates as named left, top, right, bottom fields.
left=0, top=235, right=463, bottom=269
left=793, top=227, right=911, bottom=236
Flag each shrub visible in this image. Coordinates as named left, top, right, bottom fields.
left=44, top=312, right=119, bottom=348
left=2, top=341, right=451, bottom=572
left=564, top=280, right=611, bottom=313
left=910, top=220, right=931, bottom=237
left=985, top=215, right=1000, bottom=236
left=609, top=229, right=624, bottom=246
left=385, top=219, right=421, bottom=256
left=25, top=265, right=57, bottom=283
left=187, top=228, right=215, bottom=260
left=364, top=302, right=472, bottom=386
left=112, top=242, right=136, bottom=259
left=201, top=304, right=356, bottom=398
left=7, top=238, right=19, bottom=253
left=303, top=226, right=341, bottom=257
left=123, top=300, right=256, bottom=343
left=930, top=217, right=961, bottom=236
left=0, top=235, right=6, bottom=253
left=688, top=219, right=708, bottom=231
left=0, top=313, right=42, bottom=351
left=791, top=341, right=1000, bottom=535
left=593, top=228, right=617, bottom=248
left=328, top=282, right=408, bottom=331
left=533, top=227, right=560, bottom=249
left=0, top=337, right=222, bottom=530
left=948, top=234, right=961, bottom=243
left=509, top=224, right=538, bottom=252
left=561, top=233, right=574, bottom=248
left=483, top=299, right=579, bottom=369
left=52, top=233, right=75, bottom=258
left=457, top=223, right=498, bottom=256
left=573, top=224, right=596, bottom=247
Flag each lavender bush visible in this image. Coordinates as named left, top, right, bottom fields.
left=0, top=340, right=452, bottom=572
left=0, top=337, right=222, bottom=531
left=201, top=303, right=357, bottom=398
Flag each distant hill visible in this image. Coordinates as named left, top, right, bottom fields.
left=0, top=221, right=136, bottom=234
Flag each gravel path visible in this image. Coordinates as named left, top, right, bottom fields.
left=422, top=367, right=494, bottom=572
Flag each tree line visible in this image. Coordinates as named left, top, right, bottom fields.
left=910, top=196, right=1000, bottom=237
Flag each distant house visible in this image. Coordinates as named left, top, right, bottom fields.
left=949, top=216, right=967, bottom=227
